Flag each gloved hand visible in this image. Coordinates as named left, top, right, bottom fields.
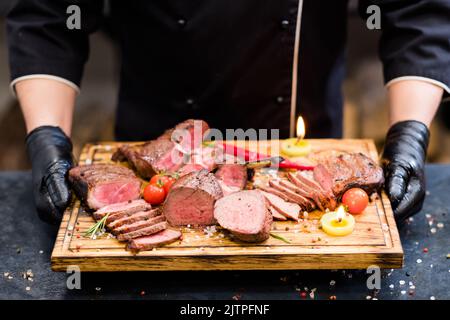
left=26, top=126, right=74, bottom=224
left=381, top=120, right=429, bottom=223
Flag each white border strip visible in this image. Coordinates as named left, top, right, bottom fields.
left=386, top=76, right=450, bottom=95
left=10, top=74, right=80, bottom=96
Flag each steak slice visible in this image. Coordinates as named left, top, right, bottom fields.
left=112, top=215, right=166, bottom=235
left=268, top=180, right=315, bottom=211
left=314, top=152, right=384, bottom=197
left=177, top=164, right=205, bottom=177
left=258, top=190, right=300, bottom=221
left=107, top=209, right=161, bottom=229
left=287, top=172, right=337, bottom=211
left=69, top=164, right=142, bottom=211
left=163, top=170, right=223, bottom=226
left=278, top=179, right=316, bottom=209
left=93, top=199, right=151, bottom=220
left=112, top=119, right=209, bottom=178
left=117, top=221, right=168, bottom=241
left=128, top=229, right=182, bottom=251
left=269, top=206, right=288, bottom=221
left=215, top=164, right=247, bottom=196
left=214, top=190, right=272, bottom=242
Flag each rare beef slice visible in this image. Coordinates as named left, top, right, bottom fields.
left=214, top=164, right=247, bottom=196
left=214, top=190, right=272, bottom=242
left=163, top=170, right=223, bottom=226
left=112, top=119, right=209, bottom=178
left=69, top=164, right=142, bottom=211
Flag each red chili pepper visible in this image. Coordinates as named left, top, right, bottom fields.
left=278, top=160, right=315, bottom=171
left=221, top=143, right=315, bottom=170
left=221, top=142, right=267, bottom=162
left=423, top=248, right=429, bottom=253
left=300, top=291, right=307, bottom=298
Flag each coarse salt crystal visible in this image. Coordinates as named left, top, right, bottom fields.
left=399, top=280, right=405, bottom=285
left=25, top=287, right=31, bottom=291
left=410, top=285, right=416, bottom=290
left=39, top=250, right=43, bottom=254
left=67, top=225, right=74, bottom=231
left=430, top=296, right=436, bottom=300
left=437, top=222, right=444, bottom=228
left=425, top=214, right=431, bottom=219
left=389, top=284, right=394, bottom=289
left=330, top=280, right=336, bottom=286
left=416, top=259, right=422, bottom=264
left=408, top=217, right=414, bottom=222
left=366, top=295, right=372, bottom=300
left=401, top=290, right=406, bottom=295
left=430, top=228, right=437, bottom=234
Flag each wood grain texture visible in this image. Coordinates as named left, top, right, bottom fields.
left=51, top=140, right=403, bottom=271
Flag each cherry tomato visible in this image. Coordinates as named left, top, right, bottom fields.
left=149, top=175, right=177, bottom=194
left=161, top=177, right=176, bottom=194
left=143, top=184, right=166, bottom=205
left=342, top=188, right=369, bottom=214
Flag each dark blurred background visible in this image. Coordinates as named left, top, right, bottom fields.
left=0, top=0, right=449, bottom=170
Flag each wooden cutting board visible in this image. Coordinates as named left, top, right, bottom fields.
left=51, top=139, right=403, bottom=271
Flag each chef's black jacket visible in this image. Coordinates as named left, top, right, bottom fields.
left=6, top=0, right=450, bottom=140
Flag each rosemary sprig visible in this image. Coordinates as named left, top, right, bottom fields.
left=84, top=213, right=110, bottom=239
left=270, top=232, right=291, bottom=244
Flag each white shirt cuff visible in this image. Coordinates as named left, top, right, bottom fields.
left=386, top=76, right=450, bottom=95
left=10, top=74, right=80, bottom=97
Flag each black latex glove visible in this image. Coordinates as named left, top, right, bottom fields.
left=26, top=126, right=74, bottom=224
left=381, top=120, right=430, bottom=223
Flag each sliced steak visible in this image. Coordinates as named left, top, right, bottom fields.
left=117, top=221, right=168, bottom=241
left=128, top=229, right=182, bottom=251
left=177, top=164, right=205, bottom=177
left=69, top=164, right=142, bottom=211
left=269, top=206, right=288, bottom=221
left=112, top=119, right=209, bottom=178
left=268, top=180, right=314, bottom=211
left=93, top=199, right=151, bottom=220
left=107, top=209, right=161, bottom=229
left=278, top=179, right=316, bottom=209
left=112, top=215, right=166, bottom=235
left=314, top=152, right=384, bottom=197
left=287, top=172, right=337, bottom=211
left=214, top=190, right=272, bottom=242
left=163, top=170, right=223, bottom=226
left=215, top=164, right=247, bottom=196
left=258, top=190, right=300, bottom=221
